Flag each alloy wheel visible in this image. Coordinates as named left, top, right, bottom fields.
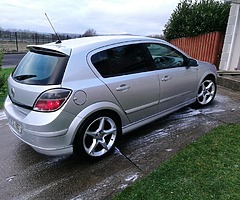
left=197, top=79, right=216, bottom=105
left=83, top=116, right=117, bottom=157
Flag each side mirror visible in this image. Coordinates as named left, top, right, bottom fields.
left=188, top=58, right=198, bottom=67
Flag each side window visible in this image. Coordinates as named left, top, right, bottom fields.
left=107, top=44, right=151, bottom=76
left=91, top=44, right=152, bottom=78
left=146, top=43, right=185, bottom=70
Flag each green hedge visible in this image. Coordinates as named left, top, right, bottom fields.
left=164, top=0, right=231, bottom=41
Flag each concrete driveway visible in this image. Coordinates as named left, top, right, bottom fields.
left=0, top=86, right=239, bottom=200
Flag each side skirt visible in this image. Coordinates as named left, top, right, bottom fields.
left=122, top=98, right=196, bottom=135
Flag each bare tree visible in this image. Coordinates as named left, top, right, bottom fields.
left=148, top=34, right=165, bottom=40
left=82, top=29, right=97, bottom=37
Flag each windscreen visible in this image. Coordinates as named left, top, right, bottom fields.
left=12, top=51, right=69, bottom=85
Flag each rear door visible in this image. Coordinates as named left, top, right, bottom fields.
left=90, top=44, right=160, bottom=122
left=145, top=43, right=198, bottom=112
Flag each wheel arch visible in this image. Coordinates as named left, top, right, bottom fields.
left=67, top=102, right=128, bottom=145
left=204, top=74, right=217, bottom=82
left=71, top=107, right=124, bottom=158
left=198, top=72, right=217, bottom=88
left=81, top=109, right=123, bottom=129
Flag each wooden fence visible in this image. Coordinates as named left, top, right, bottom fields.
left=170, top=32, right=224, bottom=69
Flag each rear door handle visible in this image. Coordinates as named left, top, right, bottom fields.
left=116, top=84, right=130, bottom=92
left=161, top=75, right=172, bottom=82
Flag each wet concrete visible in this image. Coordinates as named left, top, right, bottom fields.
left=0, top=86, right=239, bottom=200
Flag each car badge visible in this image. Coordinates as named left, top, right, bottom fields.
left=11, top=88, right=16, bottom=98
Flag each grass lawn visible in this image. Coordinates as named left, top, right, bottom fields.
left=0, top=68, right=14, bottom=109
left=114, top=123, right=240, bottom=200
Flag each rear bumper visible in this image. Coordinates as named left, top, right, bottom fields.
left=4, top=96, right=75, bottom=156
left=33, top=146, right=73, bottom=156
left=8, top=124, right=73, bottom=156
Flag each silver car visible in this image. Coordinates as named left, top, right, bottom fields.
left=4, top=35, right=217, bottom=159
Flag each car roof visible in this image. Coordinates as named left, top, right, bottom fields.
left=27, top=35, right=166, bottom=56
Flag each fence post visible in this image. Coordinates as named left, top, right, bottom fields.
left=15, top=32, right=18, bottom=52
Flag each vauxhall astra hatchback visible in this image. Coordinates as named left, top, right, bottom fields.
left=4, top=35, right=217, bottom=159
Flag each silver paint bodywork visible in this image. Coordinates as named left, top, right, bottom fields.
left=4, top=36, right=217, bottom=156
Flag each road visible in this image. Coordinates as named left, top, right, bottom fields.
left=0, top=87, right=239, bottom=200
left=1, top=53, right=26, bottom=68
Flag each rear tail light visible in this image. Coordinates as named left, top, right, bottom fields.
left=34, top=89, right=72, bottom=112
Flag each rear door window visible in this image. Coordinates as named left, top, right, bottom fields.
left=91, top=44, right=153, bottom=77
left=13, top=51, right=69, bottom=85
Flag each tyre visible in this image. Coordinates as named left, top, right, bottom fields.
left=194, top=78, right=216, bottom=107
left=74, top=112, right=121, bottom=159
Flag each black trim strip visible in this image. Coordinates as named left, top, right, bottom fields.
left=9, top=95, right=33, bottom=110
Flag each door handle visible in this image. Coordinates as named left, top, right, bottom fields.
left=161, top=75, right=172, bottom=82
left=116, top=84, right=130, bottom=92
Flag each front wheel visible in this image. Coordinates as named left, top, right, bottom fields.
left=195, top=78, right=216, bottom=107
left=74, top=112, right=120, bottom=159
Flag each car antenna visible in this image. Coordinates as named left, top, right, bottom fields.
left=45, top=13, right=61, bottom=44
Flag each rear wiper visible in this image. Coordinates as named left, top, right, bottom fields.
left=14, top=74, right=37, bottom=80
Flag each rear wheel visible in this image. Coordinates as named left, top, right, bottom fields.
left=74, top=112, right=120, bottom=159
left=195, top=78, right=216, bottom=107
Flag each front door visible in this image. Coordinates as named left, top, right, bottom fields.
left=145, top=43, right=198, bottom=112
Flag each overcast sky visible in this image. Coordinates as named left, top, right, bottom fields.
left=0, top=0, right=180, bottom=36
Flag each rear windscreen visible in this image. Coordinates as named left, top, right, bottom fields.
left=12, top=51, right=69, bottom=85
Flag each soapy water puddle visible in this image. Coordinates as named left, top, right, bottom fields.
left=71, top=172, right=141, bottom=200
left=121, top=96, right=231, bottom=154
left=11, top=177, right=69, bottom=200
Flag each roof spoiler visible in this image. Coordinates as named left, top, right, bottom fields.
left=27, top=46, right=68, bottom=57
